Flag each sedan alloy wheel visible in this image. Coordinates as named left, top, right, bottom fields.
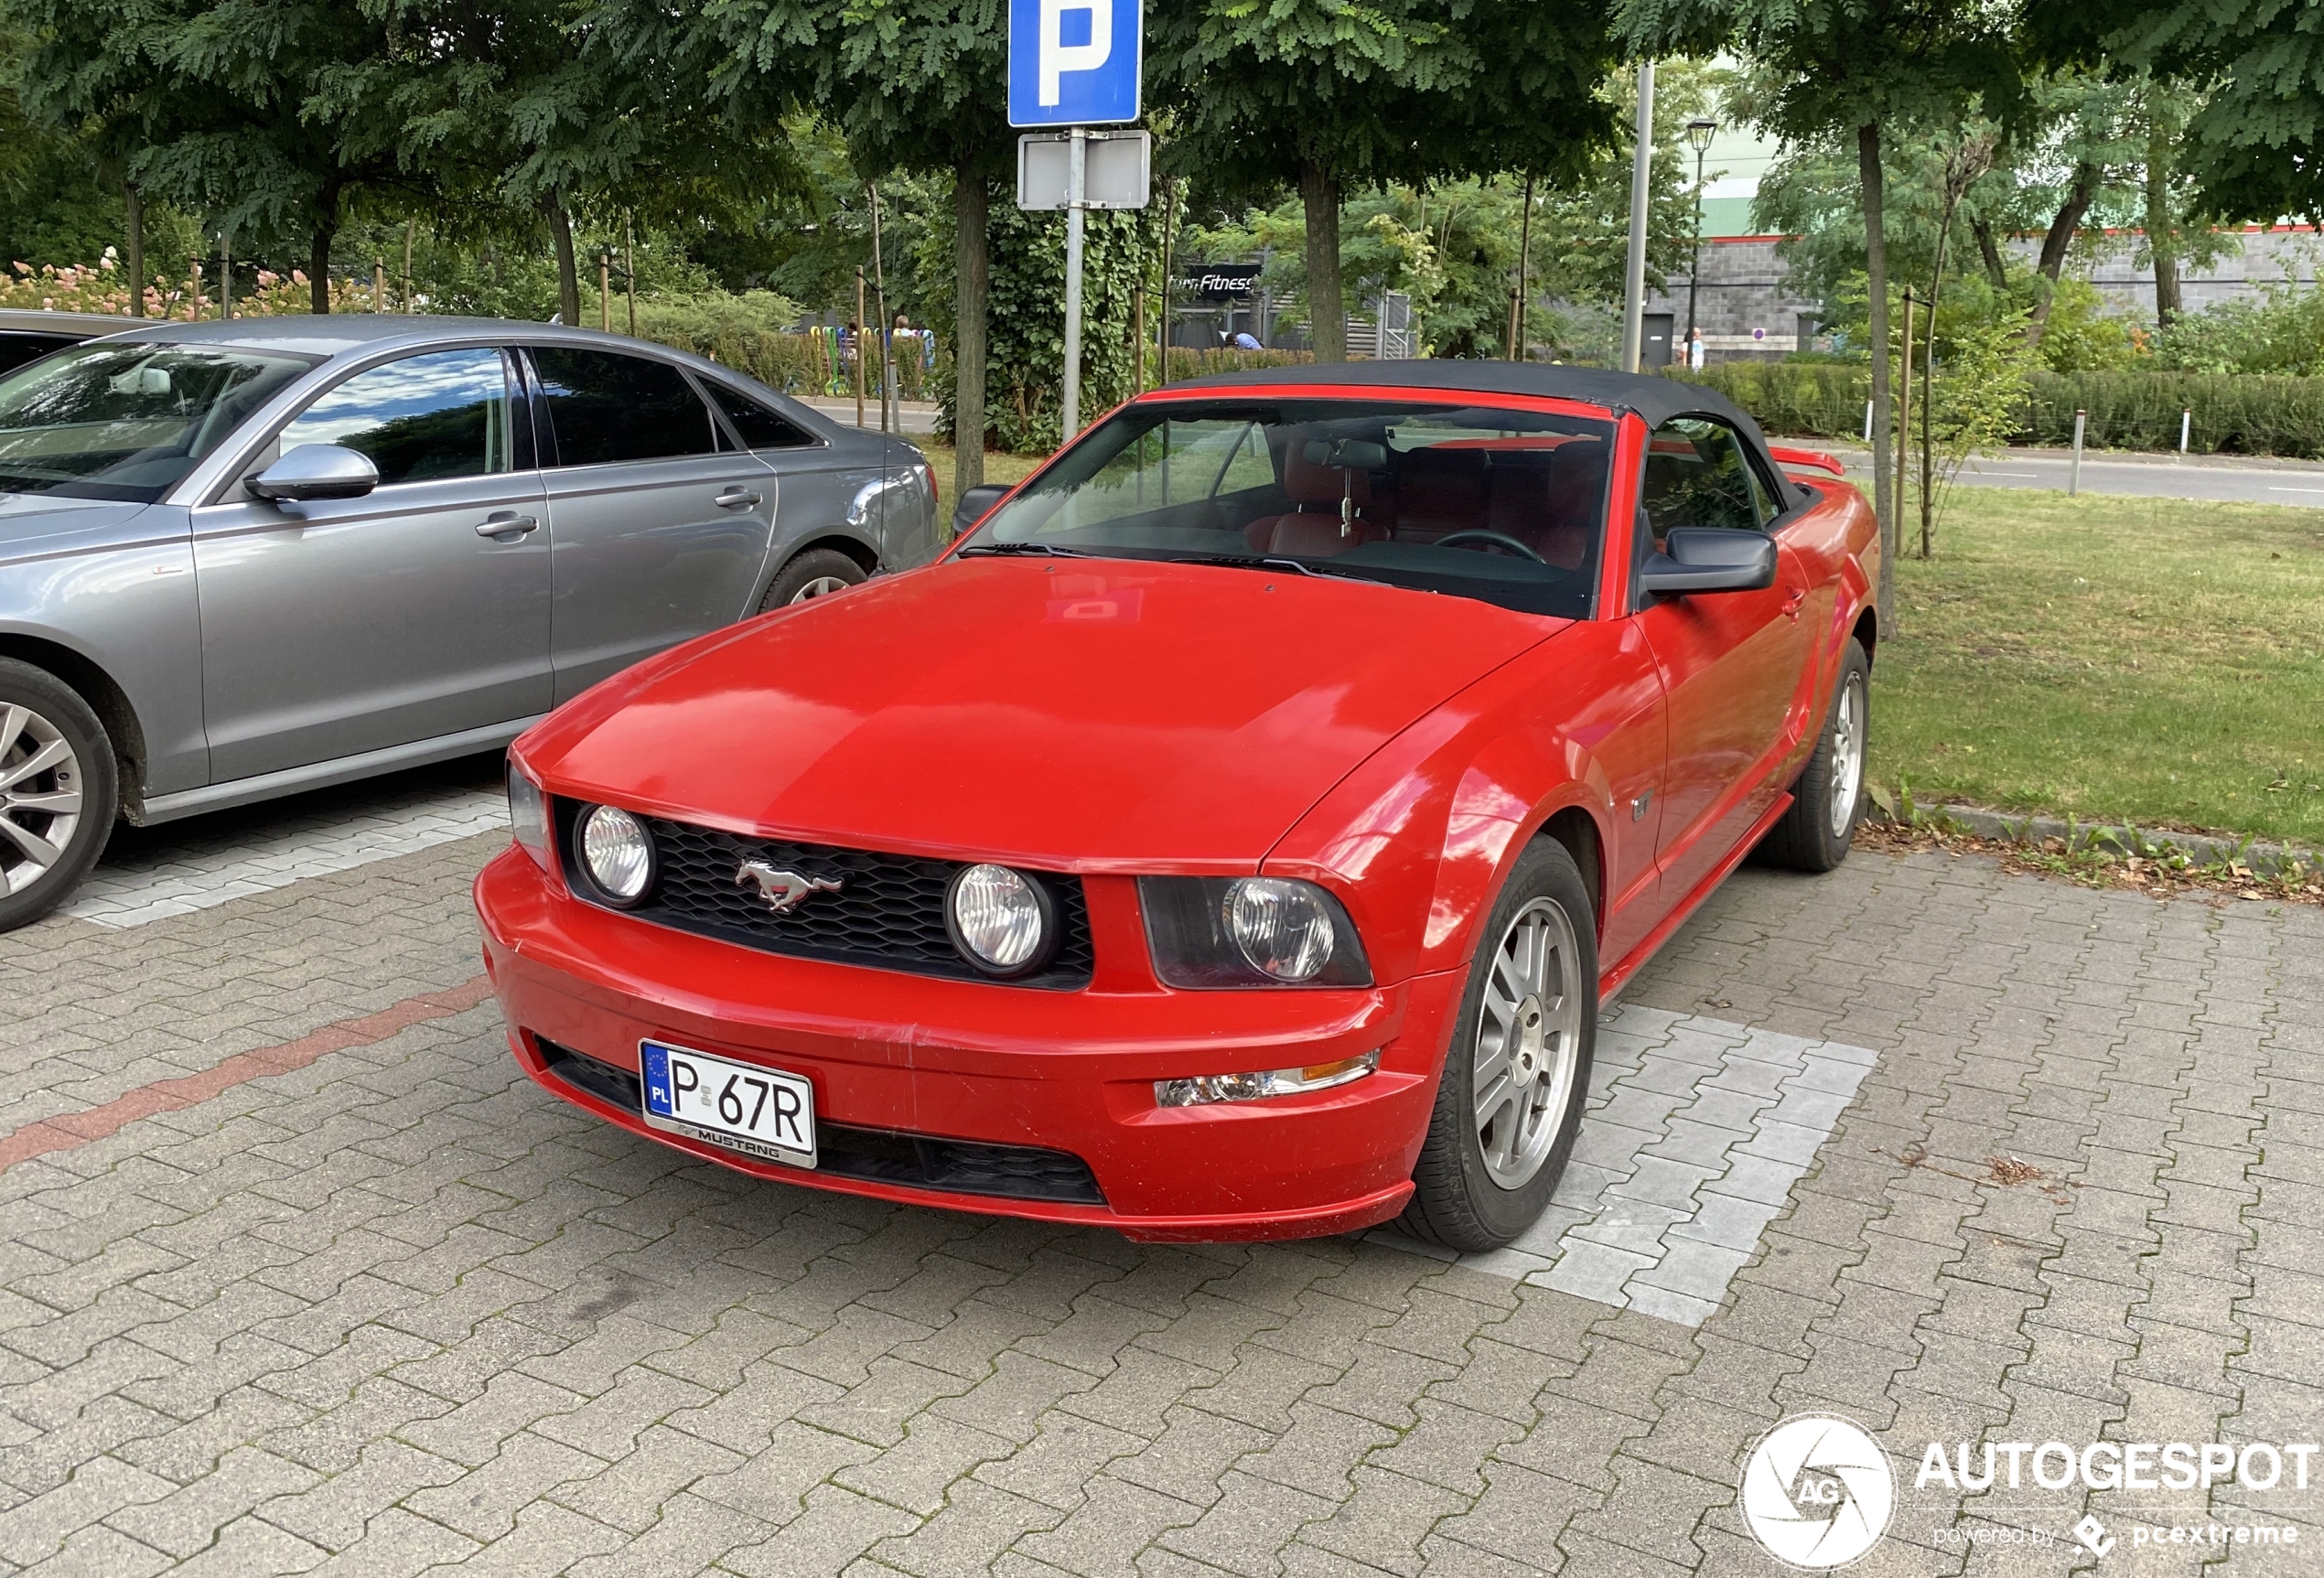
left=0, top=702, right=83, bottom=897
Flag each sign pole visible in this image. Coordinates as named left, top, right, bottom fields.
left=1062, top=127, right=1088, bottom=439
left=1619, top=59, right=1654, bottom=373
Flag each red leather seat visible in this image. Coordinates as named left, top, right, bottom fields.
left=1243, top=448, right=1384, bottom=556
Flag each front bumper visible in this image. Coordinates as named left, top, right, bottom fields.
left=474, top=845, right=1463, bottom=1240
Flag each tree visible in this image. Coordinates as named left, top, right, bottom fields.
left=21, top=0, right=406, bottom=313
left=2035, top=5, right=2324, bottom=225
left=1619, top=0, right=2028, bottom=625
left=693, top=0, right=1012, bottom=499
left=1149, top=0, right=1624, bottom=363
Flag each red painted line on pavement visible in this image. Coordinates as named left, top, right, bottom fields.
left=0, top=974, right=494, bottom=1174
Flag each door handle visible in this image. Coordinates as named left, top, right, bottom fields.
left=715, top=488, right=764, bottom=510
left=1781, top=585, right=1807, bottom=620
left=476, top=512, right=540, bottom=539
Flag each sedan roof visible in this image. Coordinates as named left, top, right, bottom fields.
left=1168, top=359, right=1757, bottom=432
left=93, top=313, right=697, bottom=360
left=0, top=308, right=146, bottom=337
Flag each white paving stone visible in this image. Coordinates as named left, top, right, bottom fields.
left=1372, top=1005, right=1878, bottom=1328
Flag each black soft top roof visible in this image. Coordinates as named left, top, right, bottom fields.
left=1170, top=358, right=1758, bottom=435
left=1167, top=358, right=1806, bottom=503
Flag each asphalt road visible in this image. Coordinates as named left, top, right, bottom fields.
left=1822, top=445, right=2324, bottom=506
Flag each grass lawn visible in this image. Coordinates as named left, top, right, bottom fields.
left=910, top=438, right=2324, bottom=844
left=1877, top=487, right=2324, bottom=844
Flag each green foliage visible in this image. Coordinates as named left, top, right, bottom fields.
left=2035, top=4, right=2324, bottom=224
left=2034, top=277, right=2149, bottom=372
left=916, top=189, right=1154, bottom=454
left=1910, top=306, right=2041, bottom=548
left=2153, top=284, right=2324, bottom=377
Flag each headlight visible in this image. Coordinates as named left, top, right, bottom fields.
left=576, top=804, right=654, bottom=904
left=947, top=863, right=1058, bottom=976
left=507, top=757, right=549, bottom=867
left=1141, top=876, right=1372, bottom=988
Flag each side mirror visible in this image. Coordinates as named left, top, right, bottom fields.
left=952, top=481, right=1009, bottom=538
left=250, top=443, right=380, bottom=502
left=1638, top=526, right=1778, bottom=597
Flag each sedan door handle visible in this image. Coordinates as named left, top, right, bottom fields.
left=715, top=488, right=764, bottom=510
left=476, top=512, right=540, bottom=540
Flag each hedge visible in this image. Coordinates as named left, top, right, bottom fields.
left=1664, top=362, right=2324, bottom=459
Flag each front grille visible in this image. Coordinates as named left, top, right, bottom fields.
left=556, top=801, right=1093, bottom=989
left=535, top=1038, right=1106, bottom=1206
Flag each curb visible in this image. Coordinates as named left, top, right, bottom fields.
left=1878, top=801, right=2320, bottom=878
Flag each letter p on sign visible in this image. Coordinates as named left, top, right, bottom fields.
left=1010, top=0, right=1141, bottom=127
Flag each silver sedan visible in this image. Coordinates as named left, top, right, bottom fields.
left=0, top=316, right=940, bottom=928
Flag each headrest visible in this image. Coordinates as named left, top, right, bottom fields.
left=1282, top=447, right=1372, bottom=506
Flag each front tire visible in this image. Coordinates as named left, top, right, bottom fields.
left=0, top=660, right=117, bottom=933
left=1399, top=838, right=1597, bottom=1252
left=1759, top=638, right=1870, bottom=873
left=756, top=548, right=868, bottom=613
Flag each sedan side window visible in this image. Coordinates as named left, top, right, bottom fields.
left=1639, top=416, right=1766, bottom=545
left=705, top=382, right=816, bottom=450
left=275, top=349, right=514, bottom=484
left=530, top=348, right=719, bottom=467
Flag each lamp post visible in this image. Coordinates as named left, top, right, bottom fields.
left=1684, top=117, right=1718, bottom=360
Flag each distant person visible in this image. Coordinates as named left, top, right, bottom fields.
left=1688, top=327, right=1706, bottom=370
left=1232, top=331, right=1262, bottom=350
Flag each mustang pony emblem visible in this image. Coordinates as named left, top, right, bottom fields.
left=737, top=862, right=843, bottom=913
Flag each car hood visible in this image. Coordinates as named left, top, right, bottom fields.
left=527, top=556, right=1570, bottom=869
left=0, top=494, right=170, bottom=562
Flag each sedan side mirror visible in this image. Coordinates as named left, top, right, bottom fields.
left=250, top=443, right=380, bottom=502
left=952, top=482, right=1010, bottom=538
left=1637, top=526, right=1778, bottom=597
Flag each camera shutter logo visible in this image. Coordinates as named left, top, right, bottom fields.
left=1741, top=1414, right=1896, bottom=1568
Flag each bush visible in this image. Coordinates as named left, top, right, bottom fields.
left=1668, top=361, right=2324, bottom=459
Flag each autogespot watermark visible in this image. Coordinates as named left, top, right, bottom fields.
left=1738, top=1418, right=2315, bottom=1569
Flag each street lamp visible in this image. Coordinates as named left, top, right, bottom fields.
left=1684, top=117, right=1718, bottom=364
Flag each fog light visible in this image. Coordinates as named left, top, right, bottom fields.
left=947, top=863, right=1057, bottom=975
left=1155, top=1051, right=1380, bottom=1108
left=577, top=803, right=654, bottom=904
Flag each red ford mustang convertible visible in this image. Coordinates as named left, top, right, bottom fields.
left=476, top=363, right=1877, bottom=1250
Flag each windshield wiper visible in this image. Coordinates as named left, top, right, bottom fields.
left=957, top=541, right=1093, bottom=558
left=1178, top=553, right=1368, bottom=579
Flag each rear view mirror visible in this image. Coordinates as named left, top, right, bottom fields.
left=1303, top=438, right=1386, bottom=470
left=107, top=364, right=170, bottom=397
left=952, top=482, right=1009, bottom=537
left=250, top=443, right=380, bottom=503
left=1638, top=526, right=1777, bottom=597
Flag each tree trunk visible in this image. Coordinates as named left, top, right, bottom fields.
left=1972, top=218, right=2007, bottom=292
left=952, top=161, right=989, bottom=503
left=1299, top=159, right=1345, bottom=363
left=547, top=198, right=580, bottom=326
left=2025, top=164, right=2098, bottom=348
left=1859, top=123, right=1894, bottom=626
left=124, top=182, right=144, bottom=317
left=308, top=212, right=336, bottom=314
left=2146, top=109, right=2181, bottom=331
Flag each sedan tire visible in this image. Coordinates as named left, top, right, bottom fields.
left=0, top=660, right=116, bottom=932
left=1399, top=837, right=1597, bottom=1252
left=1759, top=638, right=1870, bottom=874
left=757, top=548, right=868, bottom=613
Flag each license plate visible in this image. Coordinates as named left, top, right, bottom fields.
left=639, top=1040, right=816, bottom=1168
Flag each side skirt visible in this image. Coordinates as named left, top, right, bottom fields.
left=132, top=715, right=543, bottom=826
left=1597, top=789, right=1795, bottom=1006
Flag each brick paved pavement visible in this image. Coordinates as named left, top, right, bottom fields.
left=2, top=770, right=2320, bottom=1575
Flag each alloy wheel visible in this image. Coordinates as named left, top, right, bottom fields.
left=1473, top=896, right=1584, bottom=1190
left=1827, top=671, right=1866, bottom=842
left=790, top=575, right=854, bottom=604
left=0, top=703, right=84, bottom=896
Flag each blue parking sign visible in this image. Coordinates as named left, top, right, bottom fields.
left=1009, top=0, right=1142, bottom=128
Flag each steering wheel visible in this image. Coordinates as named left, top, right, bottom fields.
left=1433, top=530, right=1545, bottom=563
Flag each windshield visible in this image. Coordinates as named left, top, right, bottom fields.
left=973, top=398, right=1615, bottom=617
left=0, top=341, right=315, bottom=502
